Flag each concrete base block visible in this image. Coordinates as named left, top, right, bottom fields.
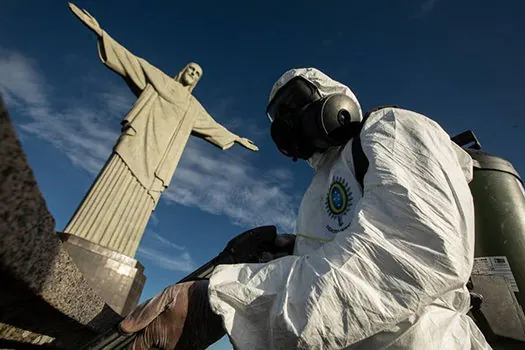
left=58, top=233, right=146, bottom=316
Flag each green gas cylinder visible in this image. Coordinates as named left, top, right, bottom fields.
left=468, top=149, right=525, bottom=309
left=452, top=131, right=525, bottom=309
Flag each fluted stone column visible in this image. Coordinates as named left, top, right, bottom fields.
left=64, top=154, right=157, bottom=257
left=61, top=153, right=150, bottom=315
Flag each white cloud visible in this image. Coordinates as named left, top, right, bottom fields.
left=0, top=48, right=132, bottom=177
left=147, top=230, right=186, bottom=251
left=0, top=48, right=298, bottom=234
left=17, top=105, right=118, bottom=176
left=137, top=247, right=195, bottom=273
left=136, top=230, right=196, bottom=272
left=0, top=49, right=48, bottom=108
left=164, top=138, right=298, bottom=232
left=266, top=168, right=294, bottom=183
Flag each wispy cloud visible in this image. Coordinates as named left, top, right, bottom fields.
left=137, top=247, right=195, bottom=272
left=0, top=48, right=298, bottom=233
left=0, top=47, right=130, bottom=176
left=164, top=138, right=297, bottom=232
left=266, top=168, right=294, bottom=183
left=147, top=230, right=186, bottom=251
left=19, top=106, right=119, bottom=175
left=0, top=50, right=49, bottom=108
left=136, top=230, right=195, bottom=272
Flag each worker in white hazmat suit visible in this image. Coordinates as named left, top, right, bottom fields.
left=119, top=68, right=491, bottom=349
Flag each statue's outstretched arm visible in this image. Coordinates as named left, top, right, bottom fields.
left=69, top=3, right=103, bottom=37
left=192, top=110, right=259, bottom=152
left=68, top=3, right=164, bottom=93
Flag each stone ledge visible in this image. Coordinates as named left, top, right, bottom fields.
left=58, top=232, right=144, bottom=271
left=0, top=95, right=121, bottom=348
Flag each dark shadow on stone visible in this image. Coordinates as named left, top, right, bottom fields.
left=0, top=93, right=61, bottom=296
left=0, top=94, right=121, bottom=347
left=0, top=273, right=97, bottom=345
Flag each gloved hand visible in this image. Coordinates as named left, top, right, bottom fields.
left=120, top=280, right=224, bottom=350
left=260, top=233, right=296, bottom=262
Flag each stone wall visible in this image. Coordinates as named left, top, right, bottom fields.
left=0, top=95, right=121, bottom=348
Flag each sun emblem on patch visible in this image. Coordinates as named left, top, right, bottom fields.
left=325, top=176, right=353, bottom=227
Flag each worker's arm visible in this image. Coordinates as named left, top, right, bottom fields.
left=114, top=227, right=295, bottom=350
left=208, top=108, right=475, bottom=349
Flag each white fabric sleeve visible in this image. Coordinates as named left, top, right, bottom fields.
left=208, top=108, right=475, bottom=349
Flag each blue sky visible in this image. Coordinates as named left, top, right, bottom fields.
left=1, top=1, right=524, bottom=348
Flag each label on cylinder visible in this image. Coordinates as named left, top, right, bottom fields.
left=472, top=256, right=519, bottom=292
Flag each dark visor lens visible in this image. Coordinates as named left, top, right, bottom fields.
left=267, top=77, right=319, bottom=122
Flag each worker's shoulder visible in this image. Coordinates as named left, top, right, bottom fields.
left=363, top=106, right=445, bottom=136
left=364, top=106, right=435, bottom=124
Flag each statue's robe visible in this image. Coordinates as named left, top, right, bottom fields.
left=65, top=31, right=239, bottom=257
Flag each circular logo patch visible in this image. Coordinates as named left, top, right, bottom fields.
left=325, top=176, right=353, bottom=231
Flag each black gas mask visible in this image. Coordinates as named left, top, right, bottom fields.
left=267, top=76, right=362, bottom=161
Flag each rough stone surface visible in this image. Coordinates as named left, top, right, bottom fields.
left=59, top=232, right=146, bottom=316
left=0, top=95, right=121, bottom=348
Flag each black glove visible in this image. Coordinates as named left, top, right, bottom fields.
left=260, top=233, right=296, bottom=262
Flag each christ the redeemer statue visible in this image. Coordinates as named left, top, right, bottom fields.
left=64, top=3, right=259, bottom=257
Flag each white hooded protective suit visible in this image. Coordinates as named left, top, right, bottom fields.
left=208, top=68, right=491, bottom=349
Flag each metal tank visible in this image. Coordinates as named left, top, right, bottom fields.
left=452, top=131, right=525, bottom=309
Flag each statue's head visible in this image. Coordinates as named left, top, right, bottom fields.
left=175, top=62, right=202, bottom=92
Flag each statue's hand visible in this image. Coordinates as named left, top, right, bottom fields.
left=236, top=137, right=259, bottom=151
left=68, top=3, right=103, bottom=37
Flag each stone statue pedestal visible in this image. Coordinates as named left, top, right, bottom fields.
left=58, top=232, right=146, bottom=316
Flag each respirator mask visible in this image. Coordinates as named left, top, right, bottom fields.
left=267, top=76, right=362, bottom=161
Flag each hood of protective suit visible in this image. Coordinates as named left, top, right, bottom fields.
left=269, top=68, right=363, bottom=169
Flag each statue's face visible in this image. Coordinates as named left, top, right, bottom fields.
left=180, top=63, right=202, bottom=87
